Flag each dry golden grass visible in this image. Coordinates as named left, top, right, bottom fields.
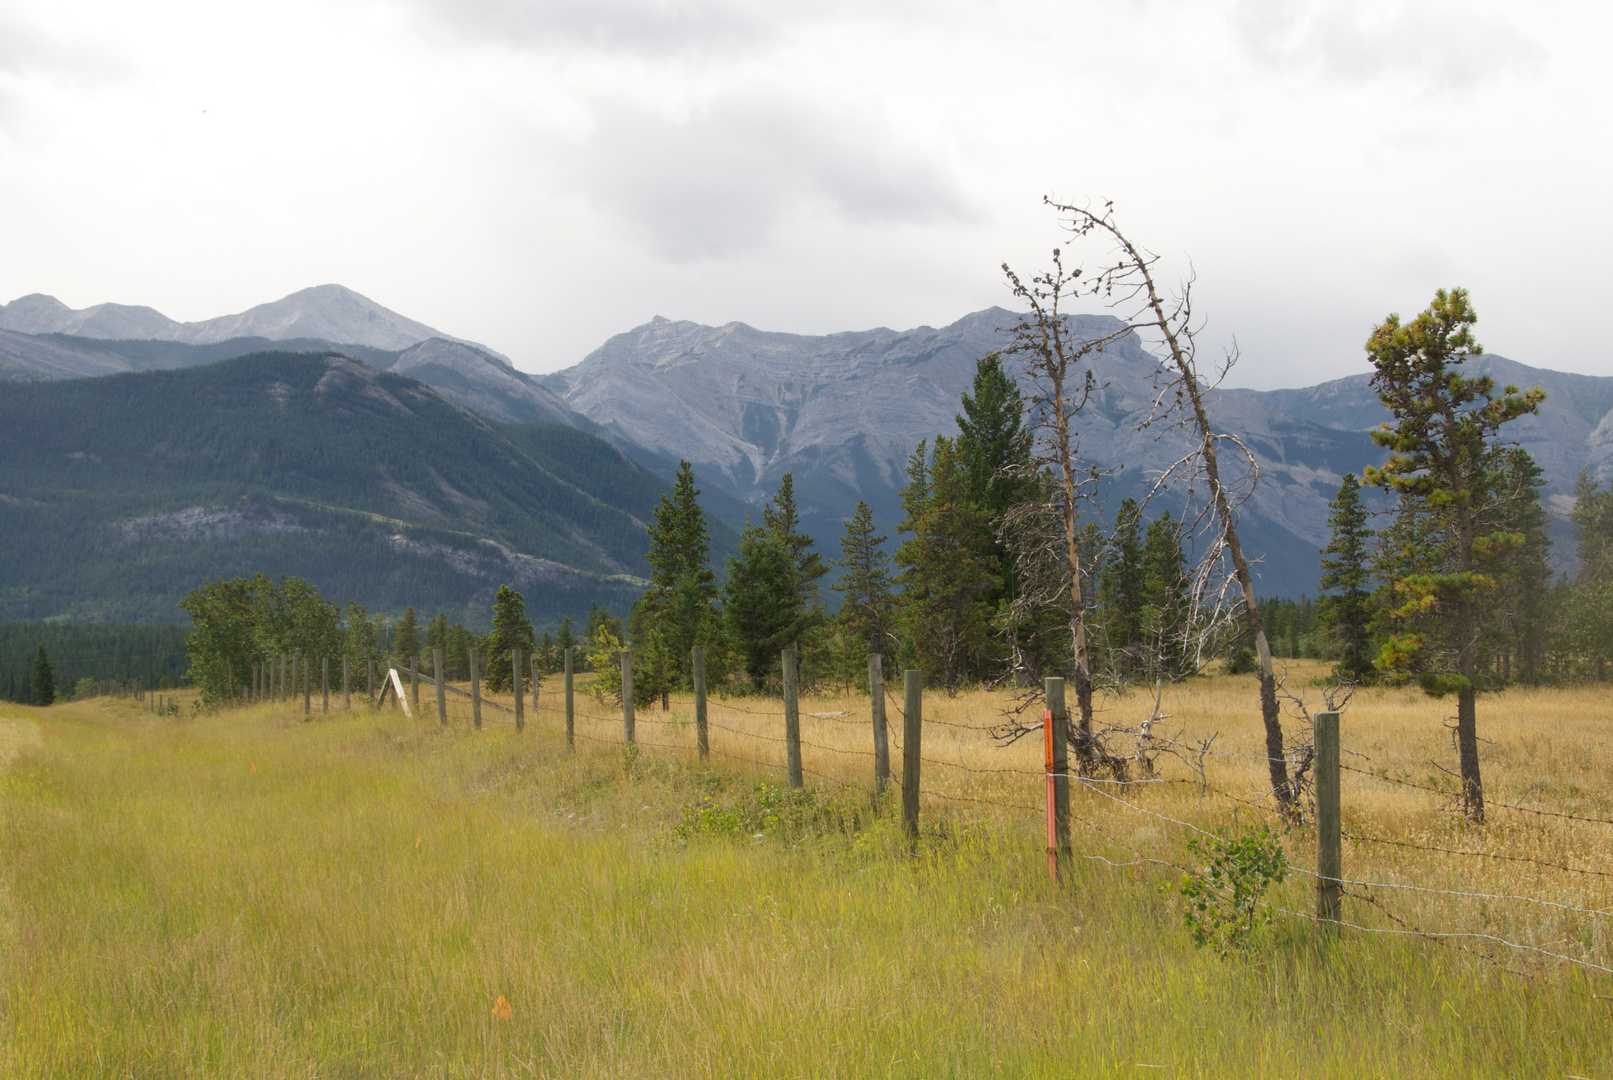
left=2, top=671, right=1610, bottom=1076
left=547, top=663, right=1613, bottom=977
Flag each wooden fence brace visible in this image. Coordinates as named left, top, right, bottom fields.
left=433, top=648, right=446, bottom=726
left=564, top=646, right=575, bottom=750
left=321, top=656, right=329, bottom=713
left=530, top=654, right=540, bottom=713
left=902, top=670, right=922, bottom=847
left=693, top=645, right=708, bottom=762
left=470, top=645, right=482, bottom=730
left=1045, top=676, right=1071, bottom=883
left=410, top=657, right=419, bottom=713
left=620, top=649, right=634, bottom=744
left=1315, top=710, right=1342, bottom=925
left=783, top=647, right=803, bottom=789
left=513, top=647, right=525, bottom=732
left=869, top=654, right=889, bottom=793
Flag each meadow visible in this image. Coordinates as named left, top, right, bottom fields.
left=1, top=665, right=1610, bottom=1077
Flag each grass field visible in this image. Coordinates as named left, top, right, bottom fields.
left=2, top=668, right=1610, bottom=1077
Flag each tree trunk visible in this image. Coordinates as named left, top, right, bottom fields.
left=1456, top=596, right=1485, bottom=822
left=1100, top=222, right=1295, bottom=813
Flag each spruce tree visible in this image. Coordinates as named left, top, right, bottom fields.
left=1317, top=474, right=1375, bottom=682
left=485, top=585, right=536, bottom=693
left=640, top=460, right=719, bottom=689
left=1141, top=511, right=1190, bottom=679
left=955, top=353, right=1033, bottom=612
left=833, top=500, right=895, bottom=661
left=1098, top=498, right=1147, bottom=676
left=30, top=645, right=55, bottom=706
left=393, top=606, right=420, bottom=664
left=893, top=437, right=1000, bottom=686
left=723, top=523, right=805, bottom=687
left=764, top=473, right=829, bottom=610
left=556, top=616, right=576, bottom=657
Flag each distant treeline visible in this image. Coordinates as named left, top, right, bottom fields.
left=0, top=622, right=191, bottom=703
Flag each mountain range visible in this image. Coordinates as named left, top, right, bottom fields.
left=2, top=285, right=1605, bottom=621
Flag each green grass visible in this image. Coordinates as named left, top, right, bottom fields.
left=0, top=698, right=1607, bottom=1077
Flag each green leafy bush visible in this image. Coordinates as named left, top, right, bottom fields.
left=1166, top=825, right=1288, bottom=956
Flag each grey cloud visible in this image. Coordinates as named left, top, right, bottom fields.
left=565, top=95, right=978, bottom=261
left=1234, top=0, right=1544, bottom=90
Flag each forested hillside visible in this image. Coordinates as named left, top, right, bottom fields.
left=0, top=353, right=735, bottom=627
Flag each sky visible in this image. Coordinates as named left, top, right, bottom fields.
left=0, top=0, right=1607, bottom=387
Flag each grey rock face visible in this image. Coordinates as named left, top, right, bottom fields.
left=550, top=309, right=1599, bottom=595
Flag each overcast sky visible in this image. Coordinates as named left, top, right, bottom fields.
left=1, top=0, right=1606, bottom=386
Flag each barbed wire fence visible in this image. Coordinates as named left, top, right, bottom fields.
left=108, top=638, right=1613, bottom=988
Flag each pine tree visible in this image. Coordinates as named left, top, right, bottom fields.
left=1317, top=474, right=1375, bottom=682
left=833, top=500, right=895, bottom=662
left=955, top=353, right=1033, bottom=608
left=485, top=585, right=536, bottom=693
left=1569, top=470, right=1613, bottom=676
left=393, top=606, right=420, bottom=664
left=30, top=645, right=55, bottom=706
left=1364, top=287, right=1545, bottom=822
left=556, top=616, right=576, bottom=657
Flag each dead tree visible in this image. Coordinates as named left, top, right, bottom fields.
left=999, top=248, right=1127, bottom=769
left=1033, top=198, right=1299, bottom=816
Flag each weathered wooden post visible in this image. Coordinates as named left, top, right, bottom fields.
left=302, top=654, right=311, bottom=717
left=322, top=656, right=329, bottom=713
left=1045, top=677, right=1071, bottom=883
left=620, top=649, right=634, bottom=743
left=693, top=645, right=708, bottom=762
left=783, top=647, right=802, bottom=789
left=410, top=657, right=419, bottom=713
left=902, top=670, right=922, bottom=847
left=513, top=647, right=525, bottom=732
left=1315, top=710, right=1342, bottom=926
left=470, top=645, right=482, bottom=730
left=433, top=647, right=446, bottom=726
left=343, top=656, right=351, bottom=710
left=564, top=646, right=575, bottom=750
left=367, top=659, right=376, bottom=706
left=530, top=654, right=540, bottom=712
left=869, top=654, right=889, bottom=793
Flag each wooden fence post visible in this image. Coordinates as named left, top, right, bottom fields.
left=1315, top=710, right=1342, bottom=925
left=368, top=659, right=376, bottom=705
left=470, top=646, right=482, bottom=730
left=693, top=645, right=708, bottom=762
left=343, top=656, right=351, bottom=710
left=783, top=647, right=802, bottom=789
left=302, top=654, right=311, bottom=718
left=530, top=655, right=540, bottom=713
left=278, top=654, right=286, bottom=702
left=433, top=647, right=446, bottom=726
left=620, top=650, right=634, bottom=744
left=902, top=670, right=922, bottom=847
left=869, top=654, right=888, bottom=793
left=564, top=647, right=575, bottom=750
left=410, top=657, right=419, bottom=713
left=513, top=647, right=525, bottom=732
left=322, top=656, right=329, bottom=714
left=1045, top=677, right=1071, bottom=883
